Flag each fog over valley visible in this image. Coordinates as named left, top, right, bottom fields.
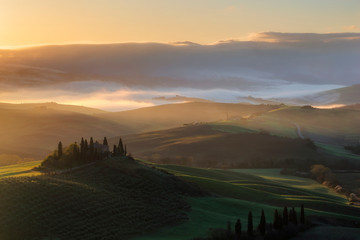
left=1, top=32, right=359, bottom=110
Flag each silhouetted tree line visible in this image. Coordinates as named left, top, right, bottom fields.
left=193, top=205, right=306, bottom=240
left=112, top=138, right=127, bottom=157
left=41, top=136, right=129, bottom=169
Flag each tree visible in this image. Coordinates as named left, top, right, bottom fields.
left=103, top=137, right=108, bottom=146
left=300, top=204, right=305, bottom=224
left=57, top=141, right=63, bottom=159
left=247, top=211, right=253, bottom=236
left=89, top=137, right=94, bottom=161
left=278, top=213, right=283, bottom=229
left=113, top=145, right=117, bottom=156
left=259, top=209, right=266, bottom=235
left=73, top=142, right=79, bottom=161
left=118, top=138, right=124, bottom=156
left=84, top=139, right=88, bottom=153
left=283, top=206, right=288, bottom=226
left=227, top=221, right=232, bottom=239
left=274, top=209, right=280, bottom=230
left=235, top=219, right=241, bottom=239
left=124, top=144, right=127, bottom=156
left=80, top=137, right=85, bottom=157
left=289, top=207, right=298, bottom=225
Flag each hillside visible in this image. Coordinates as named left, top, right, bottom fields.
left=0, top=157, right=205, bottom=240
left=279, top=84, right=360, bottom=106
left=0, top=102, right=106, bottom=115
left=247, top=106, right=360, bottom=145
left=2, top=101, right=359, bottom=166
left=1, top=158, right=360, bottom=240
left=0, top=106, right=128, bottom=159
left=0, top=102, right=279, bottom=163
left=133, top=167, right=360, bottom=240
left=99, top=102, right=280, bottom=133
left=115, top=124, right=321, bottom=168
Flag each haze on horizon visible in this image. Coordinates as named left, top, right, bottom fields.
left=0, top=0, right=359, bottom=110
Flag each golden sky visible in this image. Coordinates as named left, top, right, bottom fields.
left=1, top=0, right=359, bottom=48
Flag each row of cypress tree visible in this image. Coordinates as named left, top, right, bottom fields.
left=225, top=205, right=305, bottom=239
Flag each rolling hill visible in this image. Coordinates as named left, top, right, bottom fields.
left=0, top=157, right=205, bottom=240
left=0, top=102, right=106, bottom=115
left=1, top=157, right=360, bottom=240
left=247, top=106, right=360, bottom=145
left=0, top=102, right=280, bottom=163
left=98, top=102, right=281, bottom=133
left=1, top=101, right=359, bottom=167
left=278, top=84, right=360, bottom=106
left=115, top=124, right=321, bottom=168
left=134, top=166, right=360, bottom=240
left=0, top=106, right=126, bottom=160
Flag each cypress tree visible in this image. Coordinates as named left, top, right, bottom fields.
left=283, top=206, right=288, bottom=226
left=300, top=204, right=305, bottom=224
left=247, top=211, right=253, bottom=236
left=227, top=221, right=232, bottom=239
left=235, top=219, right=241, bottom=238
left=124, top=144, right=127, bottom=156
left=259, top=209, right=266, bottom=235
left=84, top=139, right=88, bottom=153
left=80, top=138, right=85, bottom=156
left=113, top=145, right=117, bottom=156
left=89, top=137, right=94, bottom=160
left=278, top=213, right=283, bottom=229
left=289, top=208, right=294, bottom=224
left=293, top=208, right=298, bottom=225
left=103, top=137, right=108, bottom=146
left=274, top=209, right=279, bottom=230
left=58, top=141, right=63, bottom=159
left=118, top=138, right=124, bottom=156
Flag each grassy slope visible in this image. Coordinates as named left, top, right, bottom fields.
left=316, top=142, right=360, bottom=161
left=0, top=102, right=106, bottom=115
left=98, top=102, right=280, bottom=133
left=133, top=166, right=360, bottom=240
left=1, top=160, right=359, bottom=240
left=0, top=161, right=41, bottom=178
left=0, top=157, right=203, bottom=240
left=119, top=124, right=320, bottom=168
left=250, top=106, right=360, bottom=145
left=0, top=102, right=279, bottom=162
left=0, top=107, right=129, bottom=159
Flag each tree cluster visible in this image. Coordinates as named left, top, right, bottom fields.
left=194, top=205, right=306, bottom=240
left=112, top=138, right=127, bottom=157
left=41, top=136, right=126, bottom=169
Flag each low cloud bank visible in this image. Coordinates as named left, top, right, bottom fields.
left=0, top=32, right=358, bottom=110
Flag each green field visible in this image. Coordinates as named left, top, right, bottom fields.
left=133, top=166, right=360, bottom=240
left=1, top=159, right=360, bottom=240
left=317, top=142, right=360, bottom=161
left=0, top=158, right=202, bottom=240
left=0, top=161, right=41, bottom=178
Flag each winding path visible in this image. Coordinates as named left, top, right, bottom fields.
left=293, top=123, right=305, bottom=139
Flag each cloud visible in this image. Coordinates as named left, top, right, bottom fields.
left=0, top=32, right=359, bottom=104
left=0, top=79, right=343, bottom=111
left=246, top=32, right=360, bottom=43
left=345, top=25, right=358, bottom=30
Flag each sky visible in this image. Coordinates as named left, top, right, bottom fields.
left=1, top=0, right=360, bottom=48
left=0, top=1, right=359, bottom=110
